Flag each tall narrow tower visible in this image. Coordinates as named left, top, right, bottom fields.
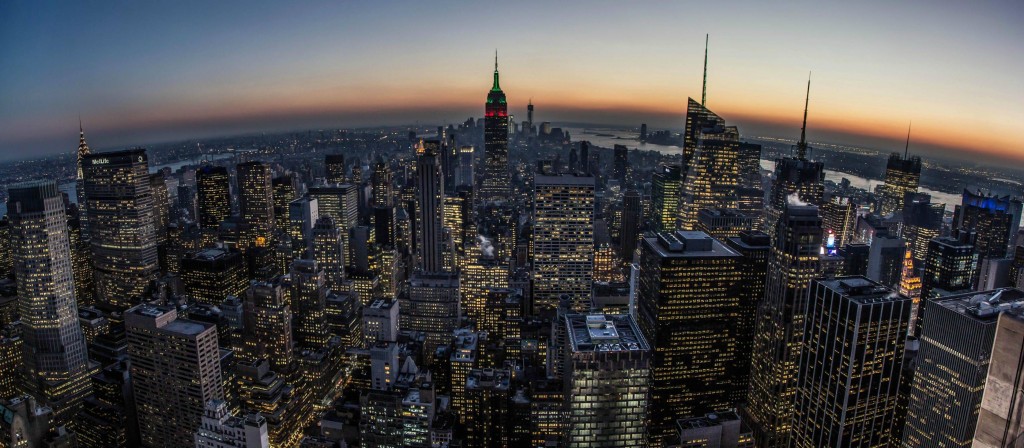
left=769, top=76, right=825, bottom=211
left=415, top=139, right=445, bottom=273
left=480, top=52, right=510, bottom=202
left=9, top=180, right=93, bottom=427
left=76, top=119, right=91, bottom=239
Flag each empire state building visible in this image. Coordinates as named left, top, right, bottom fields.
left=480, top=54, right=509, bottom=202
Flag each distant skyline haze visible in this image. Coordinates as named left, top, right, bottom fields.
left=1, top=1, right=1021, bottom=163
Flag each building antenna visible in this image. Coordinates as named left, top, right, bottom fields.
left=904, top=121, right=912, bottom=159
left=797, top=72, right=811, bottom=160
left=701, top=34, right=709, bottom=106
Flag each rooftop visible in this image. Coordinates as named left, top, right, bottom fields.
left=934, top=287, right=1024, bottom=320
left=566, top=313, right=649, bottom=353
left=818, top=276, right=909, bottom=305
left=644, top=230, right=739, bottom=258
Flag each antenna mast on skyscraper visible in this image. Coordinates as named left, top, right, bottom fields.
left=904, top=121, right=912, bottom=159
left=701, top=34, right=708, bottom=106
left=797, top=72, right=811, bottom=160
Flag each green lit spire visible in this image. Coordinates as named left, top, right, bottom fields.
left=492, top=49, right=501, bottom=91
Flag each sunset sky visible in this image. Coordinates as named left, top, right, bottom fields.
left=1, top=1, right=1022, bottom=163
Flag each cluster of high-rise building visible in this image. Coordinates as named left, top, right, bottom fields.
left=0, top=49, right=1022, bottom=448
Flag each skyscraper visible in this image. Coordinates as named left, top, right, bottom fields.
left=196, top=165, right=231, bottom=230
left=953, top=189, right=1023, bottom=260
left=652, top=165, right=682, bottom=232
left=768, top=79, right=824, bottom=212
left=83, top=149, right=160, bottom=309
left=679, top=101, right=740, bottom=230
left=9, top=181, right=92, bottom=427
left=311, top=216, right=345, bottom=290
left=271, top=174, right=297, bottom=220
left=792, top=277, right=911, bottom=447
left=400, top=271, right=460, bottom=361
left=457, top=145, right=475, bottom=189
left=415, top=139, right=445, bottom=273
left=902, top=192, right=943, bottom=267
left=126, top=304, right=224, bottom=448
left=289, top=259, right=329, bottom=350
left=76, top=120, right=91, bottom=239
left=879, top=144, right=922, bottom=216
left=288, top=196, right=318, bottom=253
left=180, top=248, right=248, bottom=306
left=725, top=230, right=772, bottom=402
left=637, top=231, right=744, bottom=443
left=620, top=189, right=642, bottom=263
left=371, top=160, right=393, bottom=208
left=973, top=292, right=1024, bottom=447
left=237, top=162, right=275, bottom=249
left=325, top=154, right=346, bottom=184
left=867, top=233, right=907, bottom=288
left=901, top=288, right=1020, bottom=447
left=921, top=230, right=980, bottom=301
left=564, top=313, right=650, bottom=447
left=613, top=144, right=629, bottom=185
left=480, top=54, right=510, bottom=202
left=744, top=203, right=822, bottom=447
left=821, top=195, right=857, bottom=248
left=531, top=174, right=595, bottom=313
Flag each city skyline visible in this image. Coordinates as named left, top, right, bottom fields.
left=2, top=1, right=1023, bottom=164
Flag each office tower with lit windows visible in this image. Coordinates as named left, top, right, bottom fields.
left=921, top=230, right=980, bottom=302
left=531, top=174, right=595, bottom=313
left=613, top=144, right=629, bottom=184
left=67, top=206, right=96, bottom=307
left=83, top=149, right=160, bottom=309
left=867, top=233, right=907, bottom=288
left=652, top=165, right=682, bottom=232
left=415, top=139, right=445, bottom=273
left=822, top=195, right=856, bottom=248
left=744, top=204, right=822, bottom=447
left=973, top=291, right=1024, bottom=447
left=362, top=298, right=398, bottom=346
left=193, top=399, right=270, bottom=448
left=240, top=281, right=293, bottom=373
left=738, top=142, right=762, bottom=189
left=953, top=190, right=1023, bottom=260
left=481, top=55, right=510, bottom=202
left=371, top=160, right=392, bottom=208
left=725, top=230, right=771, bottom=397
left=902, top=193, right=943, bottom=265
left=792, top=277, right=911, bottom=447
left=181, top=248, right=248, bottom=306
left=290, top=259, right=329, bottom=350
left=311, top=216, right=345, bottom=290
left=443, top=188, right=474, bottom=269
left=457, top=145, right=475, bottom=188
left=288, top=196, right=318, bottom=252
left=449, top=329, right=484, bottom=419
left=769, top=81, right=824, bottom=213
left=8, top=181, right=92, bottom=428
left=126, top=304, right=224, bottom=448
left=679, top=107, right=740, bottom=231
left=564, top=313, right=650, bottom=448
left=696, top=208, right=754, bottom=240
left=77, top=361, right=138, bottom=448
left=325, top=154, right=346, bottom=184
left=196, top=165, right=231, bottom=230
left=901, top=288, right=1018, bottom=447
left=879, top=152, right=922, bottom=216
left=898, top=249, right=924, bottom=334
left=237, top=162, right=275, bottom=249
left=308, top=183, right=358, bottom=246
left=677, top=410, right=756, bottom=448
left=464, top=368, right=512, bottom=448
left=638, top=231, right=745, bottom=443
left=271, top=174, right=296, bottom=219
left=442, top=130, right=459, bottom=194
left=620, top=189, right=642, bottom=263
left=76, top=121, right=92, bottom=238
left=461, top=255, right=509, bottom=328
left=401, top=271, right=460, bottom=360
left=149, top=172, right=170, bottom=246
left=683, top=98, right=725, bottom=169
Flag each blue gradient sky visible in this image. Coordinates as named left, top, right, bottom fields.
left=1, top=1, right=1022, bottom=163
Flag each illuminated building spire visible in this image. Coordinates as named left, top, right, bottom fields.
left=77, top=117, right=91, bottom=179
left=492, top=49, right=501, bottom=91
left=702, top=34, right=708, bottom=106
left=904, top=121, right=912, bottom=159
left=797, top=72, right=811, bottom=160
